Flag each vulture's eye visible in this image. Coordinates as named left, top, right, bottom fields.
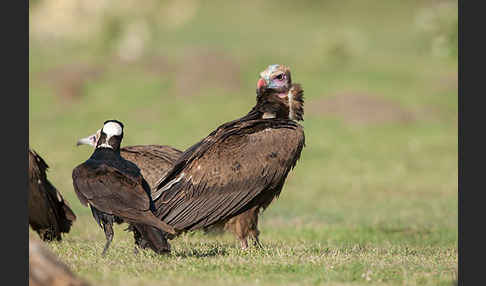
left=275, top=74, right=285, bottom=80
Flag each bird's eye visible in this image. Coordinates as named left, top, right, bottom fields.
left=275, top=74, right=285, bottom=80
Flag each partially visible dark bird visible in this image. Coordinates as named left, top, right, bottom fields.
left=29, top=148, right=76, bottom=242
left=151, top=64, right=305, bottom=251
left=72, top=120, right=176, bottom=256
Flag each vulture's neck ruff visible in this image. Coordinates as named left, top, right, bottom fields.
left=251, top=83, right=304, bottom=122
left=287, top=84, right=304, bottom=121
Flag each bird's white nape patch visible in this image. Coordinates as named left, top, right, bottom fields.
left=98, top=143, right=113, bottom=149
left=103, top=122, right=123, bottom=137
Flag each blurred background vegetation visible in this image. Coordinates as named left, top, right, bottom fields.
left=29, top=0, right=457, bottom=285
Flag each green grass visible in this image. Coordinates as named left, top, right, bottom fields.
left=29, top=0, right=457, bottom=285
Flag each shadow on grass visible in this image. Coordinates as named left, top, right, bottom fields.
left=173, top=247, right=229, bottom=258
left=375, top=225, right=432, bottom=235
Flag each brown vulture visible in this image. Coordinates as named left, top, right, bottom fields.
left=72, top=120, right=176, bottom=256
left=29, top=148, right=76, bottom=241
left=77, top=136, right=263, bottom=249
left=151, top=64, right=305, bottom=250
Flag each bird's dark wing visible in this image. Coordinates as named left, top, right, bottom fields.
left=29, top=149, right=76, bottom=240
left=153, top=119, right=305, bottom=231
left=121, top=145, right=182, bottom=163
left=72, top=162, right=151, bottom=219
left=121, top=145, right=182, bottom=188
left=44, top=180, right=77, bottom=225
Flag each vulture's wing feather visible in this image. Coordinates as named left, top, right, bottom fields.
left=121, top=145, right=182, bottom=188
left=154, top=119, right=304, bottom=230
left=72, top=162, right=151, bottom=218
left=121, top=145, right=182, bottom=163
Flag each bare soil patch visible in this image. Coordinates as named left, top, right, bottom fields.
left=307, top=92, right=417, bottom=125
left=174, top=48, right=242, bottom=97
left=38, top=63, right=106, bottom=101
left=437, top=72, right=458, bottom=92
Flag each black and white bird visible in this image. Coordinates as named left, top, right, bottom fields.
left=72, top=120, right=176, bottom=256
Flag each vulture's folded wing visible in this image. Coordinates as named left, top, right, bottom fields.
left=153, top=119, right=305, bottom=231
left=72, top=163, right=151, bottom=217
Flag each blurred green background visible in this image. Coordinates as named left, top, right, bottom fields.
left=29, top=0, right=458, bottom=285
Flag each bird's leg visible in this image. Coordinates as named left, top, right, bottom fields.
left=249, top=206, right=262, bottom=249
left=240, top=238, right=248, bottom=250
left=253, top=235, right=263, bottom=249
left=130, top=224, right=144, bottom=251
left=250, top=217, right=262, bottom=249
left=101, top=224, right=114, bottom=256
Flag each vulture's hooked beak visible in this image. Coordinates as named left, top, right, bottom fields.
left=76, top=133, right=97, bottom=147
left=257, top=78, right=267, bottom=89
left=258, top=68, right=272, bottom=89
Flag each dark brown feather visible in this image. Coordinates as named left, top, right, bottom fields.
left=120, top=145, right=182, bottom=188
left=29, top=149, right=76, bottom=241
left=153, top=119, right=305, bottom=232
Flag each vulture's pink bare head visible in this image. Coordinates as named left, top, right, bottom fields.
left=255, top=64, right=304, bottom=121
left=257, top=64, right=292, bottom=92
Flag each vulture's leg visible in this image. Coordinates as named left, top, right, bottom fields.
left=128, top=224, right=142, bottom=255
left=39, top=230, right=48, bottom=241
left=250, top=214, right=262, bottom=249
left=253, top=235, right=263, bottom=249
left=240, top=238, right=248, bottom=250
left=101, top=223, right=114, bottom=256
left=41, top=227, right=55, bottom=242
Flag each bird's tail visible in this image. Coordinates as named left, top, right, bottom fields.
left=139, top=211, right=178, bottom=235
